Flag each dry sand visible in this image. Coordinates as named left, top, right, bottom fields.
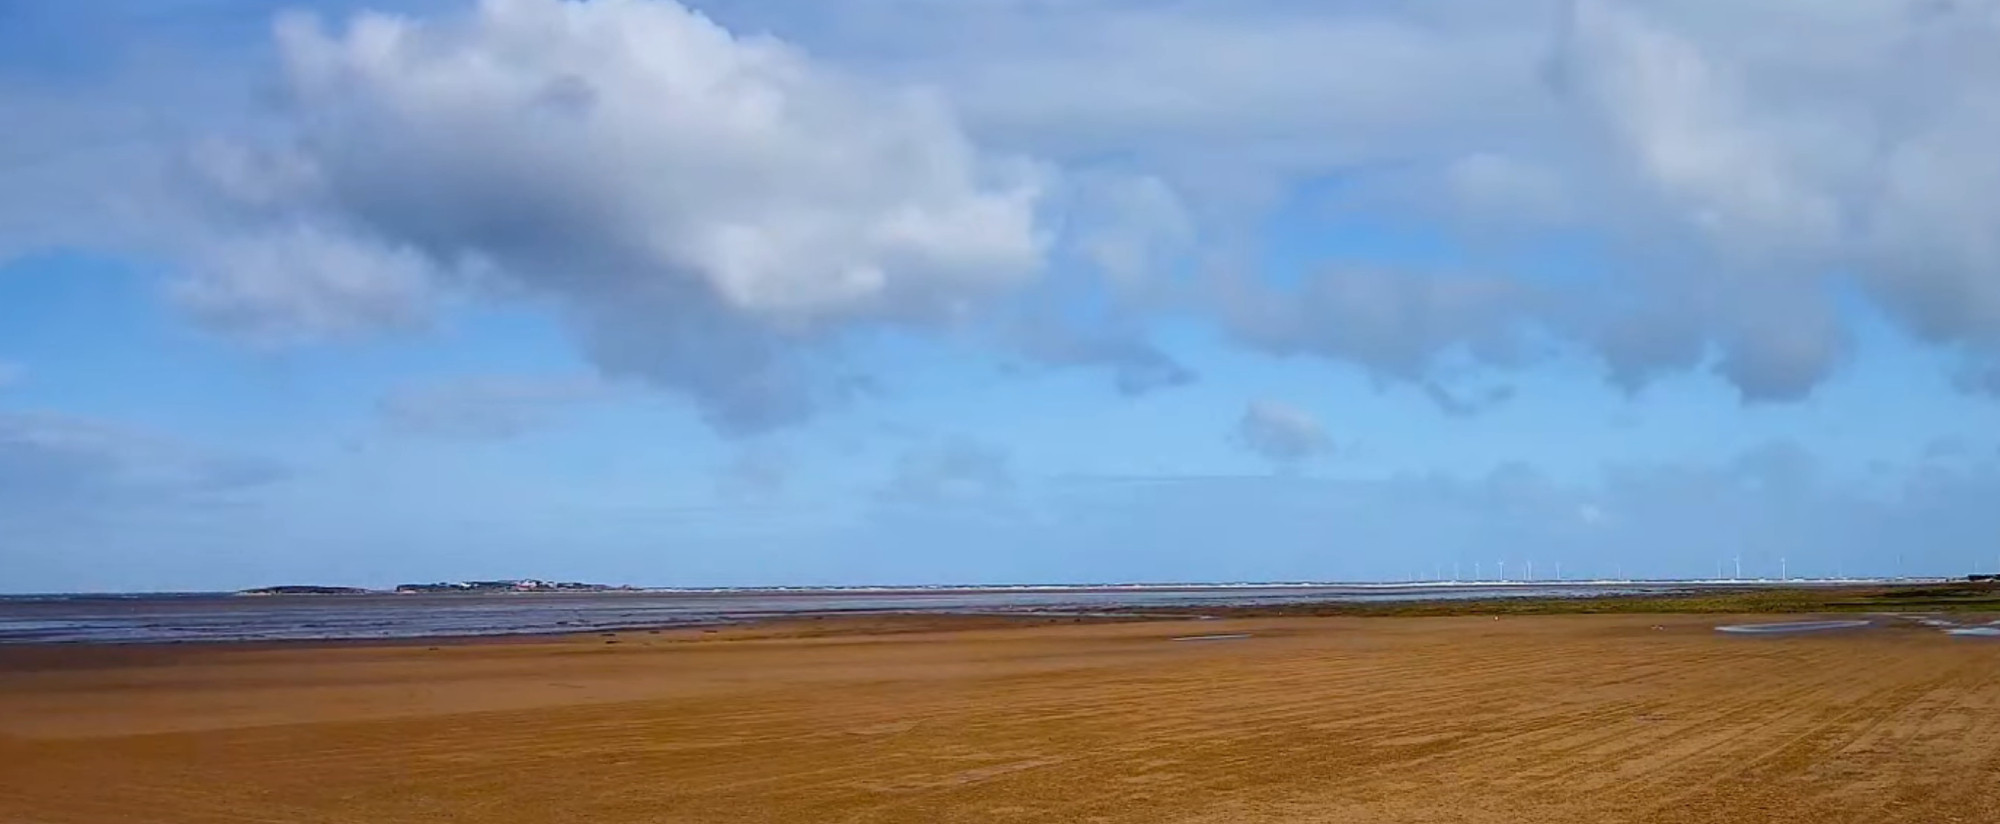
left=3, top=614, right=1999, bottom=823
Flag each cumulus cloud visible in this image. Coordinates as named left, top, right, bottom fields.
left=1222, top=266, right=1536, bottom=383
left=1544, top=0, right=2000, bottom=396
left=1008, top=320, right=1194, bottom=396
left=1235, top=400, right=1331, bottom=465
left=1057, top=171, right=1196, bottom=290
left=824, top=0, right=2000, bottom=401
left=174, top=223, right=439, bottom=343
left=179, top=0, right=1046, bottom=430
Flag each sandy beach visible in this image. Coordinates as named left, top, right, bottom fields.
left=4, top=613, right=1998, bottom=823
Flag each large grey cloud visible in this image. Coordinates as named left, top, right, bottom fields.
left=173, top=0, right=1048, bottom=431
left=14, top=0, right=2000, bottom=425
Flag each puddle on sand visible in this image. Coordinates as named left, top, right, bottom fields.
left=1170, top=633, right=1253, bottom=642
left=1718, top=614, right=2000, bottom=638
left=1715, top=620, right=1873, bottom=635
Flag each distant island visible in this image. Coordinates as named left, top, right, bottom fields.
left=236, top=580, right=633, bottom=596
left=238, top=585, right=373, bottom=596
left=393, top=579, right=633, bottom=594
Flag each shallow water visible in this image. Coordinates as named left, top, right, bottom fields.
left=1169, top=633, right=1254, bottom=642
left=1714, top=619, right=1874, bottom=635
left=0, top=582, right=1712, bottom=644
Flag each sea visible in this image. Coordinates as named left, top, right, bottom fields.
left=0, top=581, right=1840, bottom=644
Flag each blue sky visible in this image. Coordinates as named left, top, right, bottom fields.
left=4, top=0, right=2000, bottom=592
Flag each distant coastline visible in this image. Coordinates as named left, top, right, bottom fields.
left=225, top=576, right=1985, bottom=598
left=10, top=579, right=1994, bottom=645
left=237, top=586, right=372, bottom=596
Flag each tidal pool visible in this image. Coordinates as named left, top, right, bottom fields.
left=1715, top=620, right=1873, bottom=635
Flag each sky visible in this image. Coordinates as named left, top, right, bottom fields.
left=4, top=0, right=2000, bottom=592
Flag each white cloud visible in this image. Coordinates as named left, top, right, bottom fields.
left=1059, top=171, right=1194, bottom=291
left=173, top=223, right=439, bottom=343
left=814, top=0, right=2000, bottom=400
left=270, top=0, right=1042, bottom=319
left=181, top=0, right=1048, bottom=430
left=1564, top=1, right=1845, bottom=249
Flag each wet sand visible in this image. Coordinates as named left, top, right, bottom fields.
left=4, top=614, right=1999, bottom=823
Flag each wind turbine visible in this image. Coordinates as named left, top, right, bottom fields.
left=1498, top=560, right=1507, bottom=582
left=1527, top=560, right=1534, bottom=581
left=1733, top=556, right=1742, bottom=581
left=1781, top=557, right=1788, bottom=581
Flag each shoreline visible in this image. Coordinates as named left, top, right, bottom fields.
left=0, top=612, right=1170, bottom=662
left=6, top=582, right=1996, bottom=649
left=5, top=610, right=1997, bottom=822
left=10, top=576, right=1950, bottom=600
